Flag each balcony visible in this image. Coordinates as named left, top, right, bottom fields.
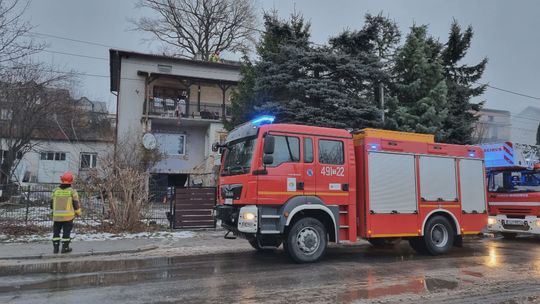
left=143, top=98, right=231, bottom=121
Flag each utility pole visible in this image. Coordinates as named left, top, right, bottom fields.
left=379, top=84, right=385, bottom=123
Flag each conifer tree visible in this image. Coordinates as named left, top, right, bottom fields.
left=230, top=13, right=382, bottom=129
left=389, top=25, right=449, bottom=140
left=441, top=20, right=488, bottom=144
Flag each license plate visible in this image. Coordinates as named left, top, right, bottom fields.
left=504, top=219, right=524, bottom=226
left=224, top=198, right=233, bottom=205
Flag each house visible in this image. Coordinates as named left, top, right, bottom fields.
left=0, top=92, right=113, bottom=184
left=108, top=49, right=241, bottom=190
left=75, top=97, right=108, bottom=113
left=511, top=106, right=540, bottom=145
left=473, top=108, right=512, bottom=143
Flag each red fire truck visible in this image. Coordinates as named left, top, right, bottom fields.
left=215, top=117, right=488, bottom=263
left=482, top=142, right=540, bottom=238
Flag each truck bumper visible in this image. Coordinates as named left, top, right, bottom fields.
left=215, top=205, right=259, bottom=235
left=487, top=215, right=540, bottom=235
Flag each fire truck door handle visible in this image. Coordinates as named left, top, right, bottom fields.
left=342, top=183, right=349, bottom=191
left=297, top=182, right=304, bottom=190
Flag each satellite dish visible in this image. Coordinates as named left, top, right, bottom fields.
left=142, top=133, right=157, bottom=150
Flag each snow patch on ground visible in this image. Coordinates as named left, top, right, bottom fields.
left=0, top=230, right=195, bottom=243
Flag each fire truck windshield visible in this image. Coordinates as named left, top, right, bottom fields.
left=221, top=137, right=256, bottom=176
left=488, top=169, right=540, bottom=193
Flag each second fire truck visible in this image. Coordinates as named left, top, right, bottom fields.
left=483, top=142, right=540, bottom=237
left=215, top=117, right=488, bottom=263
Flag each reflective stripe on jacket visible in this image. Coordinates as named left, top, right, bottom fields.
left=52, top=187, right=79, bottom=222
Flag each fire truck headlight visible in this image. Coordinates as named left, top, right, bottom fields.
left=238, top=205, right=258, bottom=233
left=488, top=217, right=497, bottom=225
left=535, top=220, right=540, bottom=228
left=243, top=212, right=256, bottom=221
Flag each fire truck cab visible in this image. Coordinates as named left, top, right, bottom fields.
left=482, top=142, right=540, bottom=237
left=216, top=117, right=487, bottom=263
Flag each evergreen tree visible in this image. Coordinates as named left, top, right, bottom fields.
left=254, top=44, right=381, bottom=128
left=389, top=25, right=449, bottom=140
left=230, top=13, right=382, bottom=129
left=441, top=20, right=488, bottom=144
left=228, top=12, right=311, bottom=129
left=330, top=13, right=400, bottom=125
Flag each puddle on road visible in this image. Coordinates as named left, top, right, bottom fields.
left=338, top=277, right=459, bottom=302
left=462, top=270, right=484, bottom=278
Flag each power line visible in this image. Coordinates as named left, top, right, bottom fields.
left=41, top=49, right=108, bottom=61
left=26, top=31, right=120, bottom=49
left=476, top=81, right=540, bottom=101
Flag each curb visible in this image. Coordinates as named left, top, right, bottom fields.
left=0, top=245, right=159, bottom=260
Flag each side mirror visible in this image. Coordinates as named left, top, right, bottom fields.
left=263, top=155, right=274, bottom=165
left=263, top=136, right=275, bottom=155
left=211, top=142, right=220, bottom=152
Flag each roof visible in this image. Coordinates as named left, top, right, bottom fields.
left=109, top=49, right=242, bottom=92
left=75, top=97, right=108, bottom=113
left=477, top=108, right=511, bottom=115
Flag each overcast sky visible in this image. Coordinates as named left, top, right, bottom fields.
left=26, top=0, right=540, bottom=119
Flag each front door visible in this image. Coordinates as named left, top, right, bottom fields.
left=302, top=136, right=317, bottom=197
left=257, top=134, right=303, bottom=204
left=314, top=137, right=350, bottom=205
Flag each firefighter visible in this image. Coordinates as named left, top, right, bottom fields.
left=51, top=172, right=81, bottom=254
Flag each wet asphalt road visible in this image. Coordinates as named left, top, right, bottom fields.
left=0, top=237, right=539, bottom=304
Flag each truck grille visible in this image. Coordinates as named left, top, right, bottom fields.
left=498, top=208, right=533, bottom=215
left=501, top=224, right=529, bottom=231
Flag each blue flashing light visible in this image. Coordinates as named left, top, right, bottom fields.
left=251, top=115, right=275, bottom=126
left=468, top=152, right=476, bottom=158
left=369, top=143, right=379, bottom=151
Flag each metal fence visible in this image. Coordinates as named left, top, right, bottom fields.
left=0, top=184, right=171, bottom=229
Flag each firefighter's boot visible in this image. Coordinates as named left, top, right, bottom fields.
left=61, top=241, right=72, bottom=253
left=53, top=241, right=60, bottom=254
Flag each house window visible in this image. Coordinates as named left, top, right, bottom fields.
left=80, top=153, right=97, bottom=170
left=40, top=152, right=66, bottom=161
left=2, top=150, right=24, bottom=161
left=0, top=109, right=13, bottom=120
left=155, top=133, right=186, bottom=155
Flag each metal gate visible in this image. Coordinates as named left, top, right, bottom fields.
left=173, top=187, right=216, bottom=229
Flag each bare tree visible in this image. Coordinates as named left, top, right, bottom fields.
left=0, top=0, right=44, bottom=63
left=77, top=135, right=162, bottom=231
left=0, top=63, right=73, bottom=184
left=133, top=0, right=257, bottom=60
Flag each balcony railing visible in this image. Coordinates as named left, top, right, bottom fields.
left=144, top=98, right=230, bottom=120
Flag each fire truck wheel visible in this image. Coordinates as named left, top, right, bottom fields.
left=501, top=232, right=517, bottom=239
left=248, top=236, right=282, bottom=251
left=368, top=238, right=402, bottom=247
left=285, top=217, right=328, bottom=263
left=423, top=216, right=455, bottom=255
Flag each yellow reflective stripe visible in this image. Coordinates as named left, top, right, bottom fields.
left=370, top=233, right=418, bottom=238
left=52, top=237, right=61, bottom=241
left=53, top=210, right=75, bottom=216
left=462, top=231, right=481, bottom=235
left=54, top=190, right=73, bottom=197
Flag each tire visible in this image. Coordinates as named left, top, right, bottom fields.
left=248, top=236, right=281, bottom=252
left=285, top=217, right=328, bottom=263
left=501, top=232, right=517, bottom=240
left=368, top=238, right=402, bottom=247
left=422, top=216, right=455, bottom=255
